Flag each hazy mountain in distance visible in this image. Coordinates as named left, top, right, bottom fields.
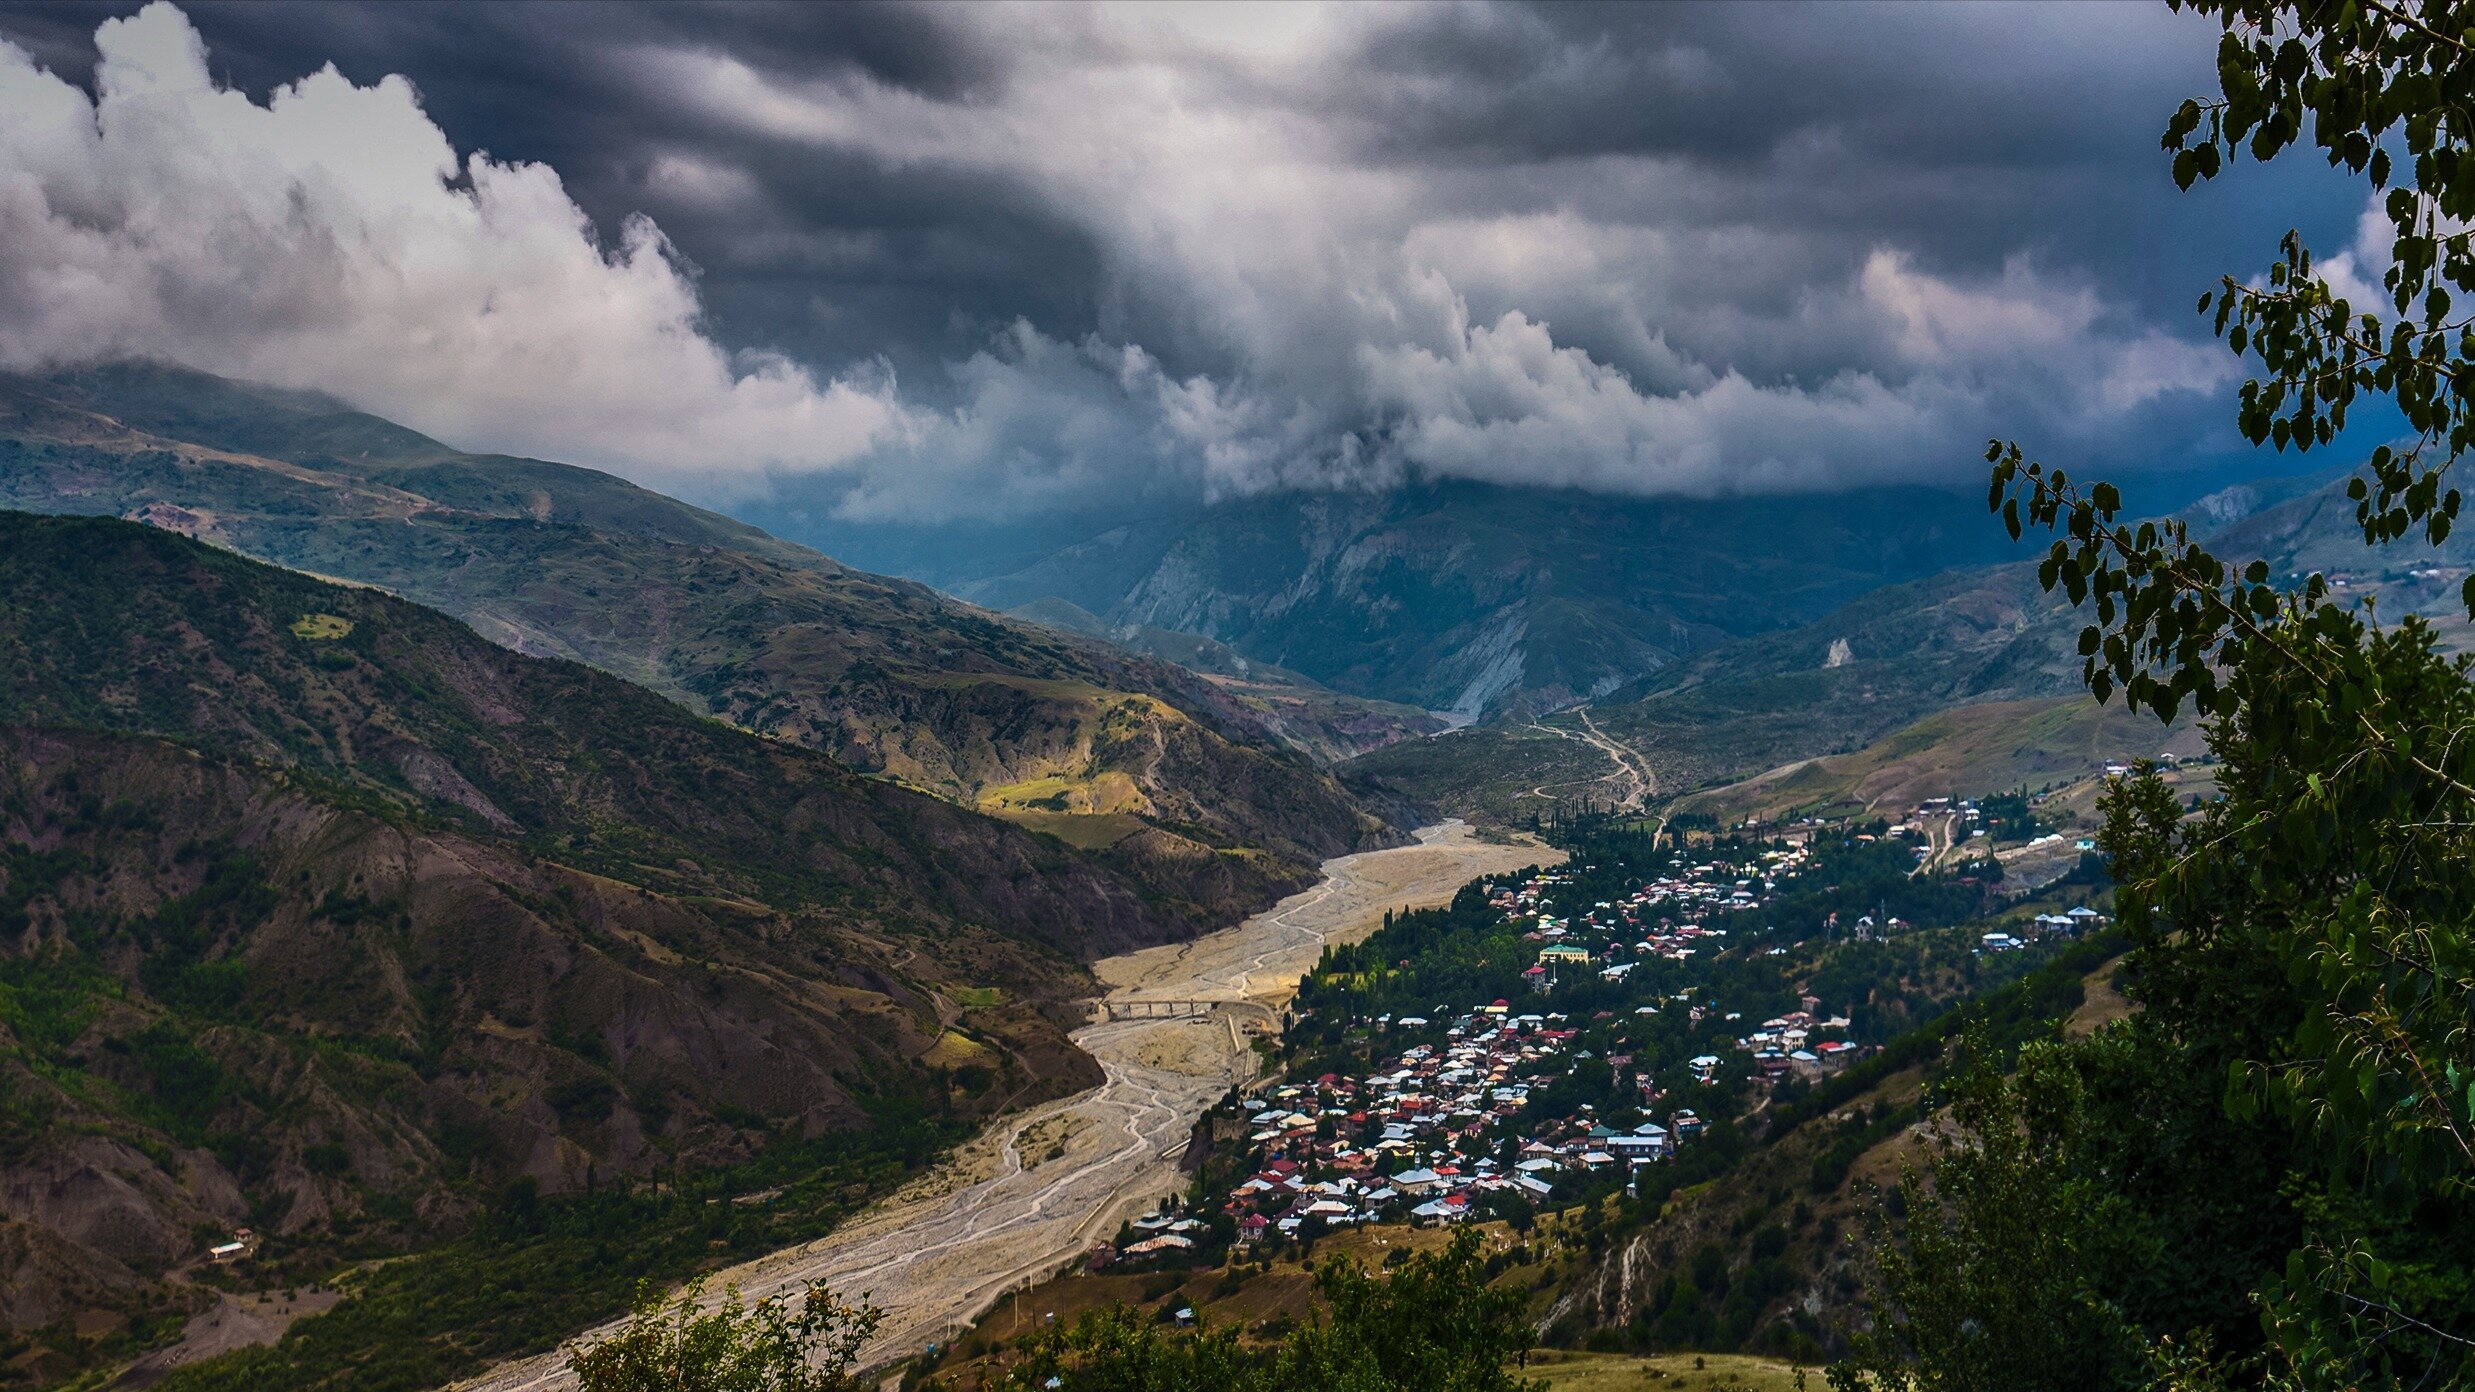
left=1343, top=468, right=2357, bottom=821
left=1004, top=596, right=1445, bottom=764
left=807, top=483, right=2043, bottom=722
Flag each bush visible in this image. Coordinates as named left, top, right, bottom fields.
left=570, top=1277, right=879, bottom=1392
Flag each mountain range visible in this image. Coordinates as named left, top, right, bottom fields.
left=1339, top=468, right=2445, bottom=821
left=798, top=481, right=2039, bottom=721
left=0, top=366, right=1402, bottom=923
left=7, top=363, right=2437, bottom=847
left=0, top=510, right=1282, bottom=1352
left=4, top=362, right=2461, bottom=1388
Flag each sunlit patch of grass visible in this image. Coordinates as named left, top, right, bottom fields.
left=1528, top=1349, right=1808, bottom=1392
left=922, top=1029, right=997, bottom=1068
left=289, top=613, right=353, bottom=640
left=988, top=809, right=1151, bottom=850
left=978, top=770, right=1151, bottom=815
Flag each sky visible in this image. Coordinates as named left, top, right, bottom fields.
left=0, top=1, right=2369, bottom=527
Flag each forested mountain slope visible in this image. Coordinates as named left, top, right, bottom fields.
left=0, top=513, right=1231, bottom=1360
left=0, top=367, right=1396, bottom=916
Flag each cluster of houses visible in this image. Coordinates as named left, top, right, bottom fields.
left=1209, top=1006, right=1710, bottom=1239
left=1192, top=835, right=2109, bottom=1255
left=1896, top=795, right=2043, bottom=847
left=1822, top=910, right=1914, bottom=942
left=1984, top=903, right=2109, bottom=953
left=1490, top=855, right=1813, bottom=993
left=1113, top=1211, right=1212, bottom=1260
left=1733, top=1002, right=1865, bottom=1080
left=1893, top=796, right=1979, bottom=841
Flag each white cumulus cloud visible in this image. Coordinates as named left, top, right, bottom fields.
left=0, top=2, right=904, bottom=498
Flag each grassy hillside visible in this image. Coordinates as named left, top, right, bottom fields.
left=1670, top=698, right=2206, bottom=827
left=0, top=514, right=1191, bottom=952
left=0, top=729, right=986, bottom=1381
left=0, top=514, right=1235, bottom=1383
left=0, top=367, right=1399, bottom=920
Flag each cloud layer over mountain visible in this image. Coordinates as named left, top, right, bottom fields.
left=0, top=2, right=2353, bottom=517
left=0, top=4, right=905, bottom=496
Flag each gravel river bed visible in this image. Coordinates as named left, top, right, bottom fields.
left=451, top=819, right=1560, bottom=1390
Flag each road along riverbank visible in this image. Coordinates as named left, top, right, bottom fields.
left=449, top=820, right=1558, bottom=1390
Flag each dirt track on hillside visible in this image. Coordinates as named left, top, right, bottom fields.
left=450, top=820, right=1560, bottom=1391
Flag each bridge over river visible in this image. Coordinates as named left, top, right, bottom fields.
left=1101, top=997, right=1217, bottom=1020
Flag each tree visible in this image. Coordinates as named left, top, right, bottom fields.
left=1829, top=1031, right=2199, bottom=1392
left=1849, top=4, right=2475, bottom=1390
left=983, top=1304, right=1269, bottom=1392
left=1278, top=1230, right=1541, bottom=1392
left=975, top=1231, right=1541, bottom=1392
left=568, top=1278, right=880, bottom=1392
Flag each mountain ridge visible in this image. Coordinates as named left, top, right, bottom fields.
left=0, top=511, right=1243, bottom=1374
left=845, top=481, right=2041, bottom=721
left=1340, top=468, right=2376, bottom=823
left=0, top=365, right=1400, bottom=919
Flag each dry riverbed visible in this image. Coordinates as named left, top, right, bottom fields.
left=451, top=820, right=1559, bottom=1390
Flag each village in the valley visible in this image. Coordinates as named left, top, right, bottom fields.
left=1106, top=798, right=2117, bottom=1263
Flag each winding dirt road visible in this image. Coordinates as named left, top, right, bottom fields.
left=449, top=820, right=1559, bottom=1391
left=1572, top=709, right=1657, bottom=811
left=1518, top=708, right=1659, bottom=816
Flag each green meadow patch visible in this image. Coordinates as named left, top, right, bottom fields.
left=290, top=613, right=354, bottom=640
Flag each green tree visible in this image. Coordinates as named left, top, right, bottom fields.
left=568, top=1278, right=879, bottom=1392
left=990, top=1304, right=1271, bottom=1392
left=1846, top=4, right=2475, bottom=1390
left=977, top=1231, right=1541, bottom=1392
left=1829, top=1035, right=2155, bottom=1392
left=1278, top=1230, right=1541, bottom=1392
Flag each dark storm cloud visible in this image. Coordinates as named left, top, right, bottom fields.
left=0, top=0, right=1087, bottom=384
left=0, top=1, right=2363, bottom=518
